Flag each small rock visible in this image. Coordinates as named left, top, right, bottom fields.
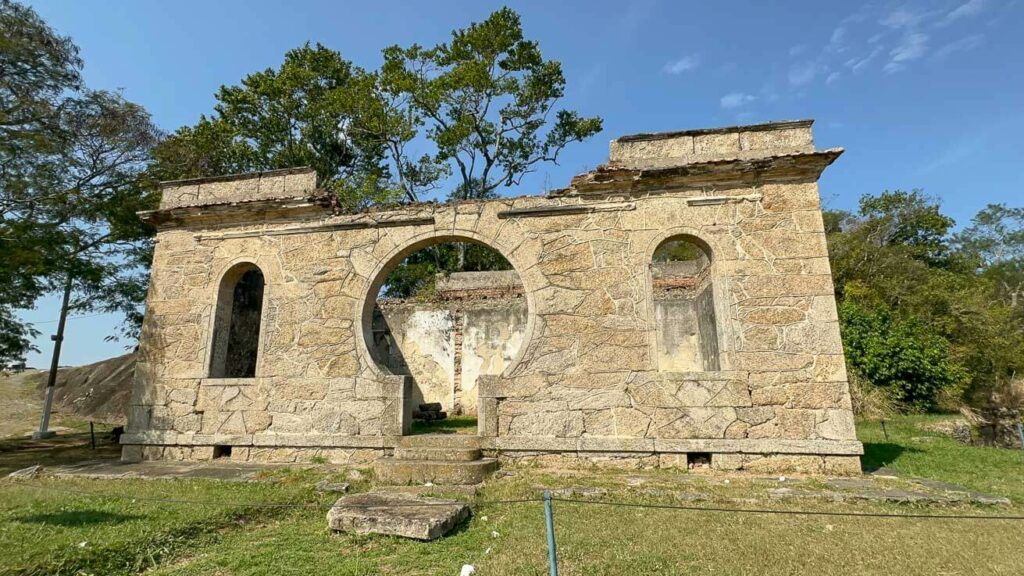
left=7, top=465, right=42, bottom=479
left=315, top=480, right=350, bottom=494
left=460, top=565, right=476, bottom=576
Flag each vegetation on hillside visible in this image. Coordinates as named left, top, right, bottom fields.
left=828, top=192, right=1023, bottom=413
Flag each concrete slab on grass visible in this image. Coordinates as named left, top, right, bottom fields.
left=327, top=492, right=470, bottom=540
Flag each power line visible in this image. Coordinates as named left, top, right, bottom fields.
left=4, top=482, right=539, bottom=509
left=25, top=312, right=113, bottom=325
left=550, top=497, right=1024, bottom=521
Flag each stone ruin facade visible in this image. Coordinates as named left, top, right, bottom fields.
left=121, top=119, right=864, bottom=474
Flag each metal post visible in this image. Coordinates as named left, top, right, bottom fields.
left=89, top=422, right=96, bottom=450
left=880, top=420, right=888, bottom=441
left=33, top=276, right=73, bottom=440
left=1016, top=422, right=1024, bottom=451
left=543, top=490, right=559, bottom=576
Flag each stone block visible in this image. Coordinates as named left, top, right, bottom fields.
left=327, top=493, right=470, bottom=541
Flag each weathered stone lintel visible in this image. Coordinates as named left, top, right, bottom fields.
left=194, top=216, right=437, bottom=241
left=497, top=201, right=635, bottom=219
left=687, top=194, right=761, bottom=206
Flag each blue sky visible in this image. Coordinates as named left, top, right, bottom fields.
left=18, top=0, right=1024, bottom=366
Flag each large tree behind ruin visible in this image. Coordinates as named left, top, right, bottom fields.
left=0, top=0, right=162, bottom=364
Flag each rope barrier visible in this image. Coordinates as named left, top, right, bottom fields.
left=3, top=481, right=540, bottom=509
left=6, top=480, right=1024, bottom=520
left=550, top=496, right=1024, bottom=521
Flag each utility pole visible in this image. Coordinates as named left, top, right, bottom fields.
left=33, top=276, right=73, bottom=440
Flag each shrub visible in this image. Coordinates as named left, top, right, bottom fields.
left=839, top=301, right=968, bottom=412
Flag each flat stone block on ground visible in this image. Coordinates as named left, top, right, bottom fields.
left=327, top=493, right=470, bottom=540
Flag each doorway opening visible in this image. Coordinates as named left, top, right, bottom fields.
left=367, top=238, right=527, bottom=434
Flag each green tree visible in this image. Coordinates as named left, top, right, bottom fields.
left=376, top=7, right=603, bottom=200
left=828, top=191, right=1024, bottom=411
left=151, top=43, right=398, bottom=210
left=839, top=299, right=967, bottom=411
left=955, top=204, right=1024, bottom=308
left=0, top=0, right=161, bottom=363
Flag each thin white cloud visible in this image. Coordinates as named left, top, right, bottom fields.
left=662, top=55, right=700, bottom=75
left=932, top=34, right=985, bottom=59
left=831, top=26, right=848, bottom=44
left=846, top=45, right=885, bottom=73
left=884, top=32, right=929, bottom=73
left=788, top=61, right=822, bottom=86
left=789, top=44, right=806, bottom=56
left=720, top=92, right=756, bottom=109
left=880, top=7, right=932, bottom=29
left=826, top=72, right=841, bottom=85
left=938, top=0, right=988, bottom=26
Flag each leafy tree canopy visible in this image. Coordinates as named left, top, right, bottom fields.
left=1, top=0, right=161, bottom=363
left=828, top=191, right=1024, bottom=411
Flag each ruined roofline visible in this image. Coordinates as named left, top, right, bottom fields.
left=614, top=119, right=814, bottom=143
left=140, top=148, right=842, bottom=227
left=149, top=119, right=834, bottom=218
left=157, top=166, right=316, bottom=189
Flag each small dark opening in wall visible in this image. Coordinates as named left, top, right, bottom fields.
left=687, top=452, right=711, bottom=469
left=213, top=445, right=232, bottom=459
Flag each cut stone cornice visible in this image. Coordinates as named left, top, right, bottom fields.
left=554, top=148, right=844, bottom=197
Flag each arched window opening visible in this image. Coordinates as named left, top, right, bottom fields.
left=368, top=240, right=525, bottom=429
left=652, top=236, right=720, bottom=371
left=209, top=265, right=265, bottom=378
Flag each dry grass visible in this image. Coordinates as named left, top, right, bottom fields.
left=2, top=415, right=1023, bottom=575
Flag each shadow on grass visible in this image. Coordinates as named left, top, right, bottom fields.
left=16, top=509, right=141, bottom=527
left=860, top=442, right=922, bottom=472
left=410, top=416, right=478, bottom=436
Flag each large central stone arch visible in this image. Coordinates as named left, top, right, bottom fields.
left=355, top=230, right=541, bottom=435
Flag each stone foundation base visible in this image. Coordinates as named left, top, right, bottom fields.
left=121, top=445, right=384, bottom=465
left=124, top=444, right=861, bottom=475
left=492, top=450, right=862, bottom=475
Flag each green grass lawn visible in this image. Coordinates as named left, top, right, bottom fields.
left=410, top=415, right=478, bottom=436
left=858, top=414, right=1024, bottom=502
left=2, top=415, right=1023, bottom=576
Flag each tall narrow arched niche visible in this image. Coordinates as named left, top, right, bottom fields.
left=209, top=263, right=265, bottom=378
left=651, top=235, right=720, bottom=371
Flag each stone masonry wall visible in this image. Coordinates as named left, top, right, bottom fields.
left=122, top=119, right=862, bottom=472
left=371, top=297, right=527, bottom=415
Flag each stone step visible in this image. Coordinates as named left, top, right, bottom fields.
left=398, top=435, right=481, bottom=450
left=374, top=457, right=498, bottom=485
left=393, top=446, right=482, bottom=462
